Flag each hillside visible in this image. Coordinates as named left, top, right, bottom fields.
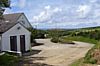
left=69, top=26, right=100, bottom=66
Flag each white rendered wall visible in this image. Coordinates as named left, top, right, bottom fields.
left=2, top=23, right=31, bottom=52
left=17, top=14, right=32, bottom=28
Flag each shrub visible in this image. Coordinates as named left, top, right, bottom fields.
left=94, top=41, right=100, bottom=49
left=89, top=58, right=97, bottom=64
left=84, top=49, right=97, bottom=64
left=51, top=37, right=59, bottom=43
left=51, top=37, right=75, bottom=44
left=84, top=41, right=100, bottom=64
left=59, top=38, right=75, bottom=44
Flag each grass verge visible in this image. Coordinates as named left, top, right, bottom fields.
left=0, top=53, right=19, bottom=66
left=61, top=36, right=98, bottom=44
left=67, top=36, right=100, bottom=66
left=70, top=58, right=84, bottom=66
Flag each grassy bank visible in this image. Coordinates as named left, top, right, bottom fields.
left=66, top=36, right=100, bottom=66
left=70, top=58, right=97, bottom=66
left=70, top=58, right=84, bottom=66
left=51, top=36, right=98, bottom=45
left=61, top=36, right=98, bottom=44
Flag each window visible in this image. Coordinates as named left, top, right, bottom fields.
left=22, top=21, right=25, bottom=24
left=17, top=26, right=21, bottom=30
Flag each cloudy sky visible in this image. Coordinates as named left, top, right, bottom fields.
left=4, top=0, right=100, bottom=29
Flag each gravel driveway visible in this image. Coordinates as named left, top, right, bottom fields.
left=23, top=39, right=94, bottom=66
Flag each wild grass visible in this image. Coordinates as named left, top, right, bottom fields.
left=61, top=36, right=98, bottom=44
left=51, top=37, right=75, bottom=44
left=70, top=58, right=84, bottom=66
left=0, top=53, right=19, bottom=66
left=69, top=36, right=100, bottom=66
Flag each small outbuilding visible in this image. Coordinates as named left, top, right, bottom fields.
left=0, top=13, right=32, bottom=53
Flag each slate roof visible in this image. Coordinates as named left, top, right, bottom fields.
left=0, top=13, right=23, bottom=34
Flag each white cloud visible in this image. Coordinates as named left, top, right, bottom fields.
left=6, top=0, right=100, bottom=29
left=33, top=10, right=51, bottom=22
left=77, top=5, right=88, bottom=12
left=33, top=5, right=62, bottom=22
left=11, top=2, right=17, bottom=7
left=53, top=21, right=97, bottom=26
left=93, top=9, right=100, bottom=18
left=45, top=5, right=51, bottom=10
left=19, top=0, right=26, bottom=8
left=89, top=0, right=97, bottom=3
left=76, top=5, right=91, bottom=18
left=53, top=7, right=62, bottom=12
left=9, top=0, right=26, bottom=8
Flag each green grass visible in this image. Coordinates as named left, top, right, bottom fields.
left=84, top=41, right=100, bottom=64
left=51, top=37, right=59, bottom=43
left=61, top=36, right=98, bottom=44
left=70, top=58, right=97, bottom=66
left=51, top=37, right=75, bottom=44
left=70, top=58, right=84, bottom=66
left=68, top=36, right=100, bottom=66
left=59, top=38, right=75, bottom=44
left=0, top=53, right=19, bottom=66
left=93, top=41, right=100, bottom=49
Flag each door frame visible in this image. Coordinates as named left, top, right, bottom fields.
left=20, top=35, right=26, bottom=53
left=10, top=36, right=17, bottom=51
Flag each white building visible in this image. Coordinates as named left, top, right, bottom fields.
left=0, top=13, right=32, bottom=53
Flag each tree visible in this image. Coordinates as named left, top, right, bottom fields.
left=0, top=0, right=10, bottom=19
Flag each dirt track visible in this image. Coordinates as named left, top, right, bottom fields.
left=26, top=39, right=94, bottom=66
